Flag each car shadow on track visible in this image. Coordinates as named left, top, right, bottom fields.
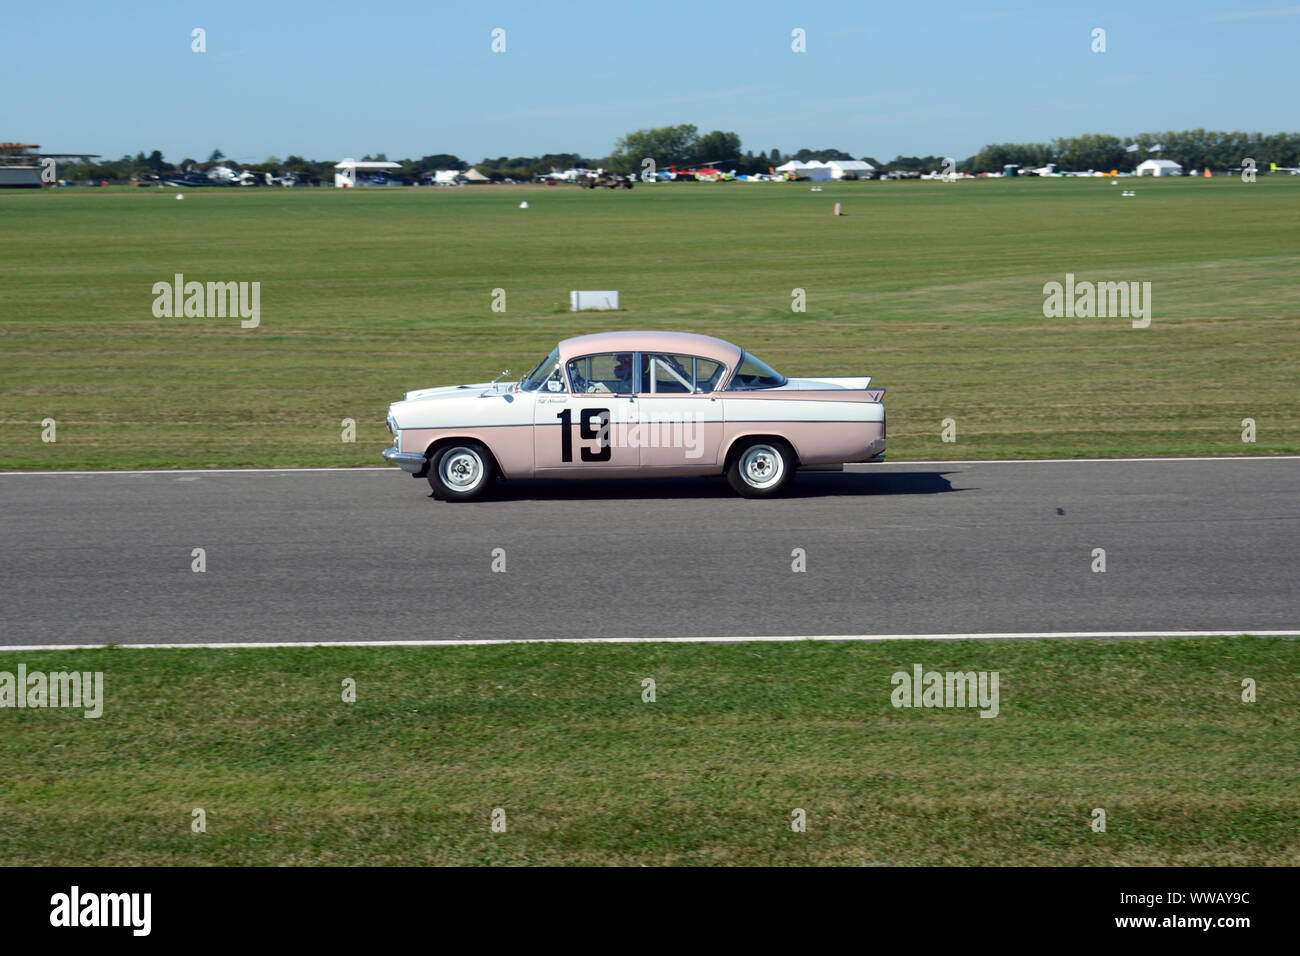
left=457, top=470, right=964, bottom=502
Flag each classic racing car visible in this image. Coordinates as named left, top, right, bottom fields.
left=382, top=331, right=885, bottom=499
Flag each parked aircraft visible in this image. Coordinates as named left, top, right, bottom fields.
left=544, top=167, right=589, bottom=183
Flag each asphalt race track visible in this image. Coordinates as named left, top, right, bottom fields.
left=1, top=458, right=1296, bottom=647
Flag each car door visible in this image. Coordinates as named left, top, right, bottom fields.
left=533, top=352, right=639, bottom=474
left=634, top=353, right=725, bottom=471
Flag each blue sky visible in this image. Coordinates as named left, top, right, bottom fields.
left=3, top=1, right=1295, bottom=164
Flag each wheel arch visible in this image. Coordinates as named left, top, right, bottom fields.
left=422, top=436, right=505, bottom=480
left=722, top=432, right=800, bottom=471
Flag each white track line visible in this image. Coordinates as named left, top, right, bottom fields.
left=1, top=630, right=1296, bottom=652
left=1, top=456, right=1296, bottom=476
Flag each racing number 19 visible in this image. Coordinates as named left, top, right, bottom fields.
left=557, top=408, right=611, bottom=462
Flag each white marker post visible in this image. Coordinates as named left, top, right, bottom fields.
left=570, top=291, right=620, bottom=311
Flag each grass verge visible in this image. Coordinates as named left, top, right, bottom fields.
left=1, top=636, right=1295, bottom=865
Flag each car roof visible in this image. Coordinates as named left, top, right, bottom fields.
left=557, top=331, right=743, bottom=366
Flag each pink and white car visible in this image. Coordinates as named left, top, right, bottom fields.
left=382, top=331, right=885, bottom=500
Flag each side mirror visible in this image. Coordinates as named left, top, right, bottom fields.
left=546, top=380, right=562, bottom=392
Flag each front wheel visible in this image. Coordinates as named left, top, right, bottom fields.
left=726, top=439, right=794, bottom=498
left=427, top=441, right=497, bottom=501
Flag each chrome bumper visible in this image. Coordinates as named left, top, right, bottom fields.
left=382, top=448, right=428, bottom=474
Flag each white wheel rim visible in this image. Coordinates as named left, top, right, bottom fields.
left=740, top=445, right=784, bottom=489
left=441, top=447, right=484, bottom=491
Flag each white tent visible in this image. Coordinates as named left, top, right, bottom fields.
left=333, top=158, right=401, bottom=187
left=775, top=160, right=806, bottom=173
left=828, top=160, right=874, bottom=179
left=1135, top=159, right=1183, bottom=177
left=799, top=160, right=833, bottom=182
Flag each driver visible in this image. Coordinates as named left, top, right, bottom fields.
left=613, top=353, right=634, bottom=390
left=576, top=353, right=642, bottom=393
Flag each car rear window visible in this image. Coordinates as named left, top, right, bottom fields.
left=726, top=352, right=787, bottom=390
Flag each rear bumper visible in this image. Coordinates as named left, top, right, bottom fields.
left=382, top=448, right=428, bottom=475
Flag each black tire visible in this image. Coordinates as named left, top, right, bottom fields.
left=726, top=439, right=795, bottom=498
left=426, top=441, right=497, bottom=501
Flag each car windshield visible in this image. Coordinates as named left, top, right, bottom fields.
left=726, top=351, right=788, bottom=390
left=520, top=347, right=562, bottom=391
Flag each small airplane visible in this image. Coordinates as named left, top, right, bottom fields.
left=206, top=165, right=239, bottom=184
left=543, top=167, right=589, bottom=183
left=700, top=163, right=736, bottom=181
left=232, top=170, right=296, bottom=186
left=669, top=164, right=735, bottom=182
left=162, top=170, right=215, bottom=187
left=1269, top=162, right=1300, bottom=175
left=161, top=165, right=236, bottom=187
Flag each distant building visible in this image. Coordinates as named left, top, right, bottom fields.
left=0, top=143, right=100, bottom=187
left=0, top=143, right=41, bottom=187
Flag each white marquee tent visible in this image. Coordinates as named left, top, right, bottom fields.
left=828, top=160, right=875, bottom=179
left=333, top=158, right=401, bottom=187
left=1135, top=158, right=1184, bottom=177
left=797, top=160, right=833, bottom=181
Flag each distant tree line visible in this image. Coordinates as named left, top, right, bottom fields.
left=49, top=128, right=1300, bottom=184
left=968, top=130, right=1300, bottom=173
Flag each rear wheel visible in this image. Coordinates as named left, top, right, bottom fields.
left=726, top=439, right=794, bottom=498
left=427, top=441, right=497, bottom=501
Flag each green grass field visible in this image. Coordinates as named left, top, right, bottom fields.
left=1, top=178, right=1296, bottom=469
left=2, top=186, right=1295, bottom=865
left=1, top=637, right=1295, bottom=865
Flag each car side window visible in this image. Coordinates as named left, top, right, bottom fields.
left=566, top=352, right=636, bottom=395
left=641, top=354, right=725, bottom=394
left=647, top=354, right=692, bottom=393
left=694, top=358, right=723, bottom=392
